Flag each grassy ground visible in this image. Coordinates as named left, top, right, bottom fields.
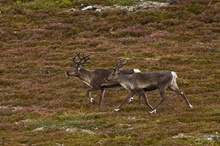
left=0, top=0, right=220, bottom=145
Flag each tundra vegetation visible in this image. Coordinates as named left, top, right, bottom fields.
left=0, top=0, right=220, bottom=145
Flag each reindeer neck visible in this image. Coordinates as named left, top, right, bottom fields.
left=78, top=68, right=94, bottom=85
left=119, top=71, right=133, bottom=80
left=117, top=72, right=133, bottom=89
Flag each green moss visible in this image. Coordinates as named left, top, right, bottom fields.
left=186, top=4, right=203, bottom=14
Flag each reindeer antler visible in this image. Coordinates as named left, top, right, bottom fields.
left=114, top=58, right=128, bottom=70
left=71, top=52, right=90, bottom=66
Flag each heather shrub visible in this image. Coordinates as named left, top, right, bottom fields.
left=1, top=0, right=220, bottom=145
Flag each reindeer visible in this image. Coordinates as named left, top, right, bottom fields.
left=65, top=53, right=141, bottom=107
left=106, top=58, right=193, bottom=113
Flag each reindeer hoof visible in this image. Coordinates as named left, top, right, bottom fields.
left=90, top=98, right=95, bottom=104
left=128, top=97, right=133, bottom=103
left=189, top=104, right=193, bottom=109
left=149, top=109, right=156, bottom=114
left=114, top=108, right=120, bottom=112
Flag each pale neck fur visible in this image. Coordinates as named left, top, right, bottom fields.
left=117, top=72, right=134, bottom=90
left=78, top=68, right=94, bottom=85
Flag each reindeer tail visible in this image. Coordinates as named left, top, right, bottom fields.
left=171, top=71, right=178, bottom=85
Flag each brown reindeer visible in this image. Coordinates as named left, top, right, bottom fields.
left=107, top=58, right=193, bottom=113
left=65, top=53, right=141, bottom=107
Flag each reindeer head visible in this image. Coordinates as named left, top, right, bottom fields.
left=65, top=52, right=90, bottom=77
left=107, top=58, right=128, bottom=81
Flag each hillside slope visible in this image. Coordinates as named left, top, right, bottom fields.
left=0, top=0, right=219, bottom=145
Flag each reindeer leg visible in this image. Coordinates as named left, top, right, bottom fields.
left=149, top=90, right=166, bottom=114
left=99, top=89, right=105, bottom=108
left=138, top=92, right=142, bottom=105
left=128, top=96, right=134, bottom=103
left=140, top=91, right=153, bottom=110
left=128, top=93, right=142, bottom=104
left=114, top=91, right=135, bottom=112
left=86, top=89, right=95, bottom=104
left=169, top=86, right=193, bottom=108
left=86, top=87, right=98, bottom=105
